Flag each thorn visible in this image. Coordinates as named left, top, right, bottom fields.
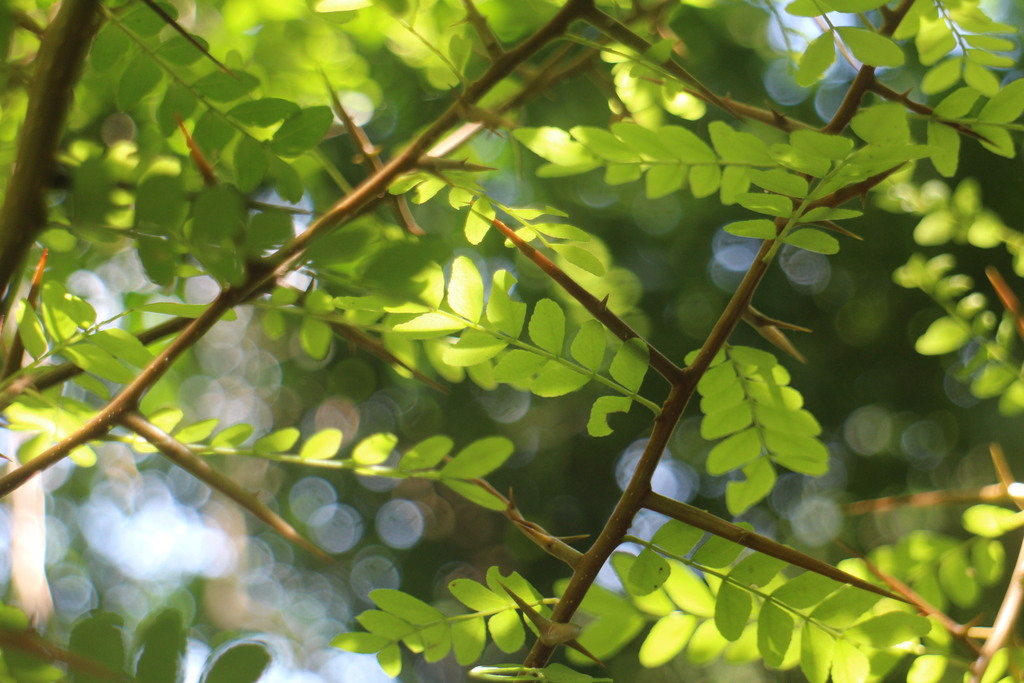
left=815, top=220, right=863, bottom=240
left=174, top=115, right=218, bottom=187
left=742, top=305, right=809, bottom=363
left=499, top=583, right=606, bottom=667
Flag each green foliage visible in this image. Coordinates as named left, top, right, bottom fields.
left=4, top=0, right=1024, bottom=680
left=692, top=345, right=828, bottom=513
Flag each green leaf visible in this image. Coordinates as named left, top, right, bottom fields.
left=69, top=612, right=125, bottom=683
left=493, top=349, right=547, bottom=384
left=928, top=121, right=961, bottom=177
left=645, top=164, right=687, bottom=198
left=63, top=343, right=135, bottom=383
left=587, top=395, right=632, bottom=437
left=737, top=193, right=792, bottom=218
left=713, top=581, right=751, bottom=641
left=89, top=328, right=154, bottom=368
left=571, top=125, right=640, bottom=163
left=451, top=616, right=487, bottom=666
left=464, top=199, right=494, bottom=245
left=191, top=186, right=246, bottom=245
left=609, top=338, right=649, bottom=392
left=228, top=98, right=300, bottom=126
left=199, top=642, right=270, bottom=683
left=174, top=418, right=219, bottom=443
left=964, top=61, right=999, bottom=97
left=693, top=531, right=746, bottom=568
left=907, top=655, right=947, bottom=683
left=270, top=106, right=333, bottom=156
left=233, top=136, right=268, bottom=192
left=782, top=228, right=840, bottom=254
left=701, top=401, right=753, bottom=440
left=795, top=32, right=836, bottom=87
left=352, top=432, right=398, bottom=465
left=443, top=330, right=507, bottom=366
left=963, top=504, right=1024, bottom=537
left=922, top=57, right=963, bottom=95
left=117, top=53, right=163, bottom=110
left=551, top=244, right=605, bottom=276
left=299, top=317, right=332, bottom=360
left=210, top=423, right=254, bottom=448
left=444, top=480, right=507, bottom=510
left=850, top=103, right=909, bottom=145
left=979, top=79, right=1024, bottom=123
left=831, top=638, right=870, bottom=683
left=938, top=548, right=980, bottom=607
left=848, top=612, right=931, bottom=647
left=836, top=27, right=904, bottom=67
left=973, top=538, right=1006, bottom=586
left=135, top=610, right=186, bottom=683
left=448, top=256, right=484, bottom=323
left=748, top=169, right=808, bottom=197
left=488, top=610, right=525, bottom=653
left=652, top=521, right=703, bottom=556
left=449, top=579, right=508, bottom=612
left=513, top=127, right=601, bottom=175
left=726, top=458, right=777, bottom=514
left=915, top=316, right=970, bottom=355
left=485, top=270, right=526, bottom=338
left=571, top=320, right=606, bottom=372
left=331, top=632, right=389, bottom=654
left=392, top=312, right=465, bottom=338
left=706, top=428, right=762, bottom=475
left=757, top=600, right=793, bottom=668
left=800, top=623, right=835, bottom=683
left=398, top=435, right=453, bottom=469
left=299, top=428, right=343, bottom=460
left=371, top=588, right=445, bottom=625
left=254, top=427, right=300, bottom=454
left=530, top=360, right=590, bottom=397
left=639, top=613, right=697, bottom=667
left=441, top=436, right=514, bottom=479
left=16, top=305, right=47, bottom=359
left=725, top=219, right=778, bottom=239
left=627, top=548, right=671, bottom=596
left=528, top=298, right=565, bottom=354
left=193, top=71, right=260, bottom=103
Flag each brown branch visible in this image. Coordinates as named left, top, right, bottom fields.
left=121, top=410, right=330, bottom=561
left=0, top=0, right=103, bottom=310
left=987, top=267, right=1024, bottom=343
left=837, top=540, right=980, bottom=653
left=821, top=0, right=916, bottom=134
left=646, top=492, right=902, bottom=601
left=461, top=0, right=503, bottom=59
left=970, top=533, right=1024, bottom=682
left=322, top=71, right=424, bottom=236
left=0, top=629, right=128, bottom=681
left=1, top=249, right=47, bottom=382
left=869, top=81, right=989, bottom=143
left=0, top=0, right=595, bottom=497
left=847, top=483, right=1024, bottom=515
left=524, top=382, right=691, bottom=667
left=491, top=218, right=684, bottom=384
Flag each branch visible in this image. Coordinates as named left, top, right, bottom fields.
left=579, top=4, right=812, bottom=132
left=0, top=0, right=594, bottom=496
left=846, top=483, right=1024, bottom=514
left=821, top=0, right=916, bottom=134
left=0, top=0, right=103, bottom=309
left=645, top=492, right=902, bottom=601
left=461, top=0, right=503, bottom=60
left=970, top=532, right=1024, bottom=682
left=120, top=411, right=330, bottom=561
left=321, top=70, right=424, bottom=236
left=491, top=218, right=685, bottom=384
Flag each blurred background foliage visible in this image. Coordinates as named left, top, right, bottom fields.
left=0, top=0, right=1023, bottom=680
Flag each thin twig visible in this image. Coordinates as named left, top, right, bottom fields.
left=491, top=218, right=685, bottom=384
left=847, top=483, right=1024, bottom=515
left=121, top=410, right=330, bottom=561
left=970, top=532, right=1024, bottom=682
left=646, top=492, right=902, bottom=601
left=137, top=0, right=234, bottom=75
left=0, top=0, right=103, bottom=316
left=321, top=70, right=424, bottom=236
